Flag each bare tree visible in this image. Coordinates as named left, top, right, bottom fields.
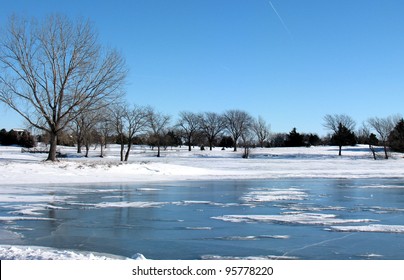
left=95, top=107, right=114, bottom=158
left=252, top=116, right=271, bottom=148
left=357, top=122, right=378, bottom=160
left=240, top=128, right=255, bottom=158
left=147, top=108, right=171, bottom=157
left=176, top=111, right=201, bottom=152
left=224, top=110, right=254, bottom=152
left=70, top=109, right=102, bottom=157
left=199, top=112, right=226, bottom=151
left=368, top=115, right=401, bottom=159
left=123, top=104, right=148, bottom=161
left=0, top=15, right=127, bottom=161
left=323, top=114, right=356, bottom=132
left=110, top=104, right=126, bottom=161
left=323, top=114, right=356, bottom=156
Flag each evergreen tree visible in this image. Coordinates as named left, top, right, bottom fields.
left=0, top=129, right=7, bottom=145
left=285, top=128, right=304, bottom=147
left=306, top=133, right=321, bottom=146
left=19, top=131, right=36, bottom=148
left=219, top=136, right=234, bottom=149
left=330, top=123, right=357, bottom=156
left=388, top=119, right=404, bottom=153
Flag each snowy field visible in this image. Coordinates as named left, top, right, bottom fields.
left=1, top=144, right=404, bottom=260
left=1, top=144, right=404, bottom=186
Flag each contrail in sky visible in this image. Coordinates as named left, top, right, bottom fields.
left=268, top=1, right=292, bottom=37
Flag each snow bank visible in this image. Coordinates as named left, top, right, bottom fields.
left=0, top=245, right=145, bottom=260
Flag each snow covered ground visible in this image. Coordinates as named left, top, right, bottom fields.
left=1, top=144, right=404, bottom=260
left=1, top=144, right=404, bottom=186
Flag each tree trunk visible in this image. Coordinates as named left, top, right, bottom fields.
left=157, top=144, right=161, bottom=157
left=100, top=141, right=104, bottom=158
left=188, top=136, right=192, bottom=152
left=208, top=137, right=213, bottom=151
left=85, top=144, right=90, bottom=157
left=383, top=145, right=389, bottom=159
left=338, top=145, right=342, bottom=156
left=243, top=146, right=249, bottom=158
left=77, top=139, right=82, bottom=153
left=46, top=133, right=58, bottom=161
left=120, top=143, right=125, bottom=161
left=125, top=143, right=132, bottom=161
left=369, top=145, right=377, bottom=160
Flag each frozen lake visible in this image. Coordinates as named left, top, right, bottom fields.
left=1, top=178, right=404, bottom=259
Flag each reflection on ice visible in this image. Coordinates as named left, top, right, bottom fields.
left=136, top=188, right=163, bottom=191
left=358, top=185, right=404, bottom=189
left=278, top=204, right=346, bottom=212
left=358, top=253, right=383, bottom=259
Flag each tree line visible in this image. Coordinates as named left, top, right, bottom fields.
left=0, top=129, right=36, bottom=148
left=1, top=14, right=404, bottom=161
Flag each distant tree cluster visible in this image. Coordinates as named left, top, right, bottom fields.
left=323, top=114, right=404, bottom=159
left=0, top=129, right=36, bottom=148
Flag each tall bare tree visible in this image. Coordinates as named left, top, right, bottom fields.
left=147, top=108, right=171, bottom=157
left=123, top=104, right=148, bottom=161
left=368, top=115, right=401, bottom=159
left=199, top=112, right=226, bottom=151
left=0, top=15, right=127, bottom=161
left=70, top=109, right=102, bottom=156
left=224, top=109, right=254, bottom=152
left=176, top=111, right=200, bottom=152
left=252, top=116, right=271, bottom=148
left=95, top=107, right=114, bottom=158
left=110, top=104, right=126, bottom=161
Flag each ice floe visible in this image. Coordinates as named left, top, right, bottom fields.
left=201, top=254, right=298, bottom=260
left=329, top=224, right=404, bottom=233
left=0, top=216, right=55, bottom=222
left=92, top=201, right=167, bottom=208
left=242, top=188, right=308, bottom=202
left=0, top=195, right=74, bottom=203
left=213, top=235, right=290, bottom=241
left=185, top=227, right=212, bottom=230
left=212, top=213, right=377, bottom=226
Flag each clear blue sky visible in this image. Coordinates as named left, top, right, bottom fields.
left=1, top=0, right=404, bottom=135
